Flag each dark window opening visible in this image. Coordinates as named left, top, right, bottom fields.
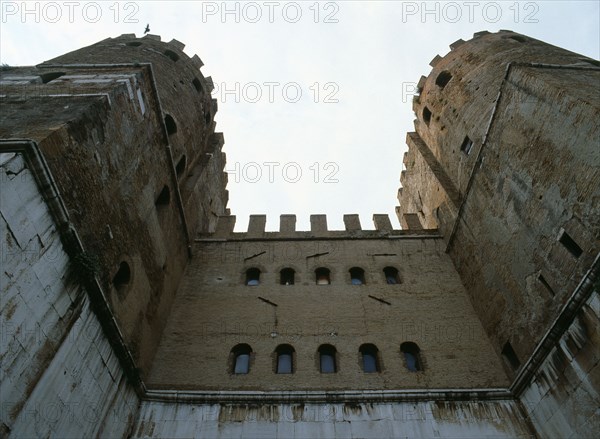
left=349, top=267, right=365, bottom=285
left=246, top=268, right=260, bottom=286
left=126, top=41, right=142, bottom=47
left=276, top=344, right=295, bottom=374
left=538, top=274, right=555, bottom=297
left=315, top=267, right=330, bottom=285
left=164, top=49, right=180, bottom=62
left=509, top=35, right=527, bottom=43
left=400, top=342, right=422, bottom=372
left=360, top=344, right=380, bottom=373
left=460, top=136, right=473, bottom=155
left=318, top=344, right=337, bottom=373
left=383, top=267, right=401, bottom=285
left=423, top=107, right=432, bottom=126
left=558, top=230, right=583, bottom=258
left=164, top=114, right=177, bottom=135
left=435, top=70, right=452, bottom=88
left=205, top=111, right=212, bottom=125
left=501, top=341, right=521, bottom=371
left=280, top=268, right=295, bottom=285
left=155, top=185, right=170, bottom=206
left=192, top=77, right=204, bottom=93
left=231, top=344, right=252, bottom=374
left=40, top=71, right=65, bottom=83
left=112, top=261, right=131, bottom=289
left=175, top=155, right=186, bottom=178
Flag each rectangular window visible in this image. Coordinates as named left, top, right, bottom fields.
left=558, top=229, right=583, bottom=258
left=461, top=136, right=473, bottom=155
left=501, top=342, right=521, bottom=371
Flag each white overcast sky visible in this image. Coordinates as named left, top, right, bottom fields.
left=1, top=1, right=598, bottom=231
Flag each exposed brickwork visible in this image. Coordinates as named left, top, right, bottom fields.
left=398, top=29, right=600, bottom=361
left=2, top=30, right=598, bottom=439
left=148, top=220, right=508, bottom=390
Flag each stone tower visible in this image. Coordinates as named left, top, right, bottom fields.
left=1, top=31, right=598, bottom=438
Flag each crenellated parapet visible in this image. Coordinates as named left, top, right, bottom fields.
left=397, top=29, right=600, bottom=385
left=0, top=33, right=231, bottom=378
left=204, top=214, right=435, bottom=241
left=397, top=29, right=599, bottom=237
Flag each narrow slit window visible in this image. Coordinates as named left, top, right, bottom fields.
left=360, top=344, right=380, bottom=373
left=349, top=267, right=365, bottom=285
left=501, top=342, right=521, bottom=371
left=400, top=342, right=423, bottom=372
left=538, top=274, right=555, bottom=297
left=164, top=114, right=177, bottom=135
left=280, top=268, right=295, bottom=285
left=246, top=268, right=260, bottom=286
left=315, top=267, right=330, bottom=285
left=155, top=185, right=170, bottom=206
left=558, top=230, right=583, bottom=258
left=460, top=136, right=473, bottom=155
left=175, top=155, right=186, bottom=178
left=318, top=344, right=337, bottom=373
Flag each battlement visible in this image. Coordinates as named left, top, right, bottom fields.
left=396, top=29, right=599, bottom=231
left=200, top=213, right=436, bottom=240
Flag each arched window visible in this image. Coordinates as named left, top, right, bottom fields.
left=192, top=77, right=204, bottom=93
left=280, top=268, right=295, bottom=285
left=155, top=185, right=170, bottom=206
left=175, top=155, right=186, bottom=178
left=245, top=268, right=260, bottom=286
left=231, top=344, right=252, bottom=374
left=435, top=70, right=452, bottom=88
left=39, top=71, right=65, bottom=84
left=359, top=344, right=380, bottom=373
left=349, top=267, right=365, bottom=285
left=113, top=261, right=131, bottom=290
left=275, top=344, right=295, bottom=374
left=400, top=342, right=423, bottom=372
left=315, top=267, right=330, bottom=285
left=423, top=106, right=432, bottom=126
left=318, top=344, right=337, bottom=373
left=383, top=267, right=400, bottom=285
left=164, top=114, right=177, bottom=135
left=164, top=49, right=180, bottom=62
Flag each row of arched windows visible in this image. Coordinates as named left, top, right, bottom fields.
left=230, top=342, right=422, bottom=374
left=245, top=266, right=401, bottom=286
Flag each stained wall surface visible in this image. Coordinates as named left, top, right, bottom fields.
left=0, top=153, right=139, bottom=438
left=520, top=291, right=600, bottom=438
left=398, top=30, right=600, bottom=370
left=132, top=400, right=534, bottom=438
